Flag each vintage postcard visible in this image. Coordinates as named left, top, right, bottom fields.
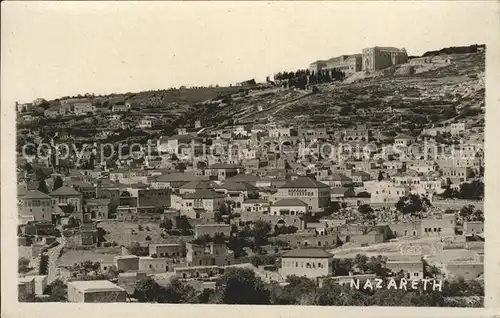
left=1, top=1, right=500, bottom=317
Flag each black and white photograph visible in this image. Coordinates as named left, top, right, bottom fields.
left=2, top=1, right=499, bottom=314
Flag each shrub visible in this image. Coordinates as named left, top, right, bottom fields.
left=39, top=254, right=49, bottom=275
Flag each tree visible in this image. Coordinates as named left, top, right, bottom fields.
left=315, top=280, right=370, bottom=306
left=439, top=186, right=459, bottom=199
left=358, top=204, right=374, bottom=216
left=249, top=254, right=277, bottom=268
left=426, top=265, right=441, bottom=278
left=133, top=277, right=165, bottom=302
left=175, top=162, right=187, bottom=172
left=196, top=161, right=207, bottom=170
left=53, top=176, right=64, bottom=191
left=395, top=194, right=424, bottom=215
left=44, top=279, right=67, bottom=301
left=227, top=236, right=248, bottom=258
left=472, top=209, right=484, bottom=222
left=18, top=257, right=32, bottom=273
left=160, top=219, right=173, bottom=230
left=459, top=205, right=475, bottom=220
left=365, top=255, right=389, bottom=277
left=158, top=278, right=196, bottom=303
left=252, top=220, right=272, bottom=247
left=357, top=191, right=371, bottom=198
left=175, top=216, right=192, bottom=231
left=37, top=180, right=49, bottom=194
left=215, top=267, right=270, bottom=304
left=270, top=276, right=316, bottom=305
left=128, top=242, right=149, bottom=256
left=458, top=181, right=484, bottom=200
left=39, top=254, right=49, bottom=275
left=215, top=203, right=229, bottom=223
left=213, top=232, right=226, bottom=244
left=191, top=234, right=212, bottom=246
left=353, top=254, right=369, bottom=272
left=65, top=216, right=79, bottom=229
left=24, top=162, right=33, bottom=173
left=73, top=260, right=101, bottom=276
left=332, top=258, right=353, bottom=276
left=378, top=171, right=384, bottom=181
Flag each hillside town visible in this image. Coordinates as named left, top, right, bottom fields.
left=16, top=44, right=485, bottom=306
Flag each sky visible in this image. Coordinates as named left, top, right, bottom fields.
left=1, top=1, right=498, bottom=103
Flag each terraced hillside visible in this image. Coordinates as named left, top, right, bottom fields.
left=202, top=51, right=485, bottom=134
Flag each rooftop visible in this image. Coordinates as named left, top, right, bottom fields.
left=115, top=255, right=140, bottom=260
left=326, top=173, right=353, bottom=182
left=155, top=172, right=208, bottom=183
left=49, top=186, right=81, bottom=196
left=226, top=174, right=261, bottom=183
left=330, top=187, right=352, bottom=195
left=280, top=177, right=329, bottom=189
left=243, top=199, right=270, bottom=204
left=68, top=280, right=125, bottom=293
left=281, top=248, right=333, bottom=259
left=179, top=180, right=215, bottom=190
left=272, top=198, right=308, bottom=207
left=218, top=181, right=259, bottom=192
left=210, top=163, right=241, bottom=170
left=22, top=190, right=51, bottom=200
left=183, top=190, right=224, bottom=200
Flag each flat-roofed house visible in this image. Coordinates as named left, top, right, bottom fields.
left=114, top=255, right=139, bottom=272
left=148, top=243, right=185, bottom=258
left=49, top=186, right=85, bottom=222
left=179, top=180, right=216, bottom=195
left=241, top=199, right=271, bottom=213
left=67, top=280, right=127, bottom=303
left=279, top=248, right=334, bottom=279
left=385, top=258, right=423, bottom=280
left=19, top=190, right=54, bottom=223
left=180, top=190, right=225, bottom=221
left=205, top=163, right=241, bottom=181
left=270, top=198, right=308, bottom=216
left=275, top=177, right=330, bottom=211
left=186, top=242, right=234, bottom=267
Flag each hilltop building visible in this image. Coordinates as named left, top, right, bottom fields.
left=362, top=46, right=408, bottom=71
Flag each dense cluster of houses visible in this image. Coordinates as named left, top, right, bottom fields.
left=17, top=114, right=484, bottom=302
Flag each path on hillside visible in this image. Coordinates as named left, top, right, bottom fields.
left=47, top=237, right=65, bottom=283
left=238, top=91, right=314, bottom=122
